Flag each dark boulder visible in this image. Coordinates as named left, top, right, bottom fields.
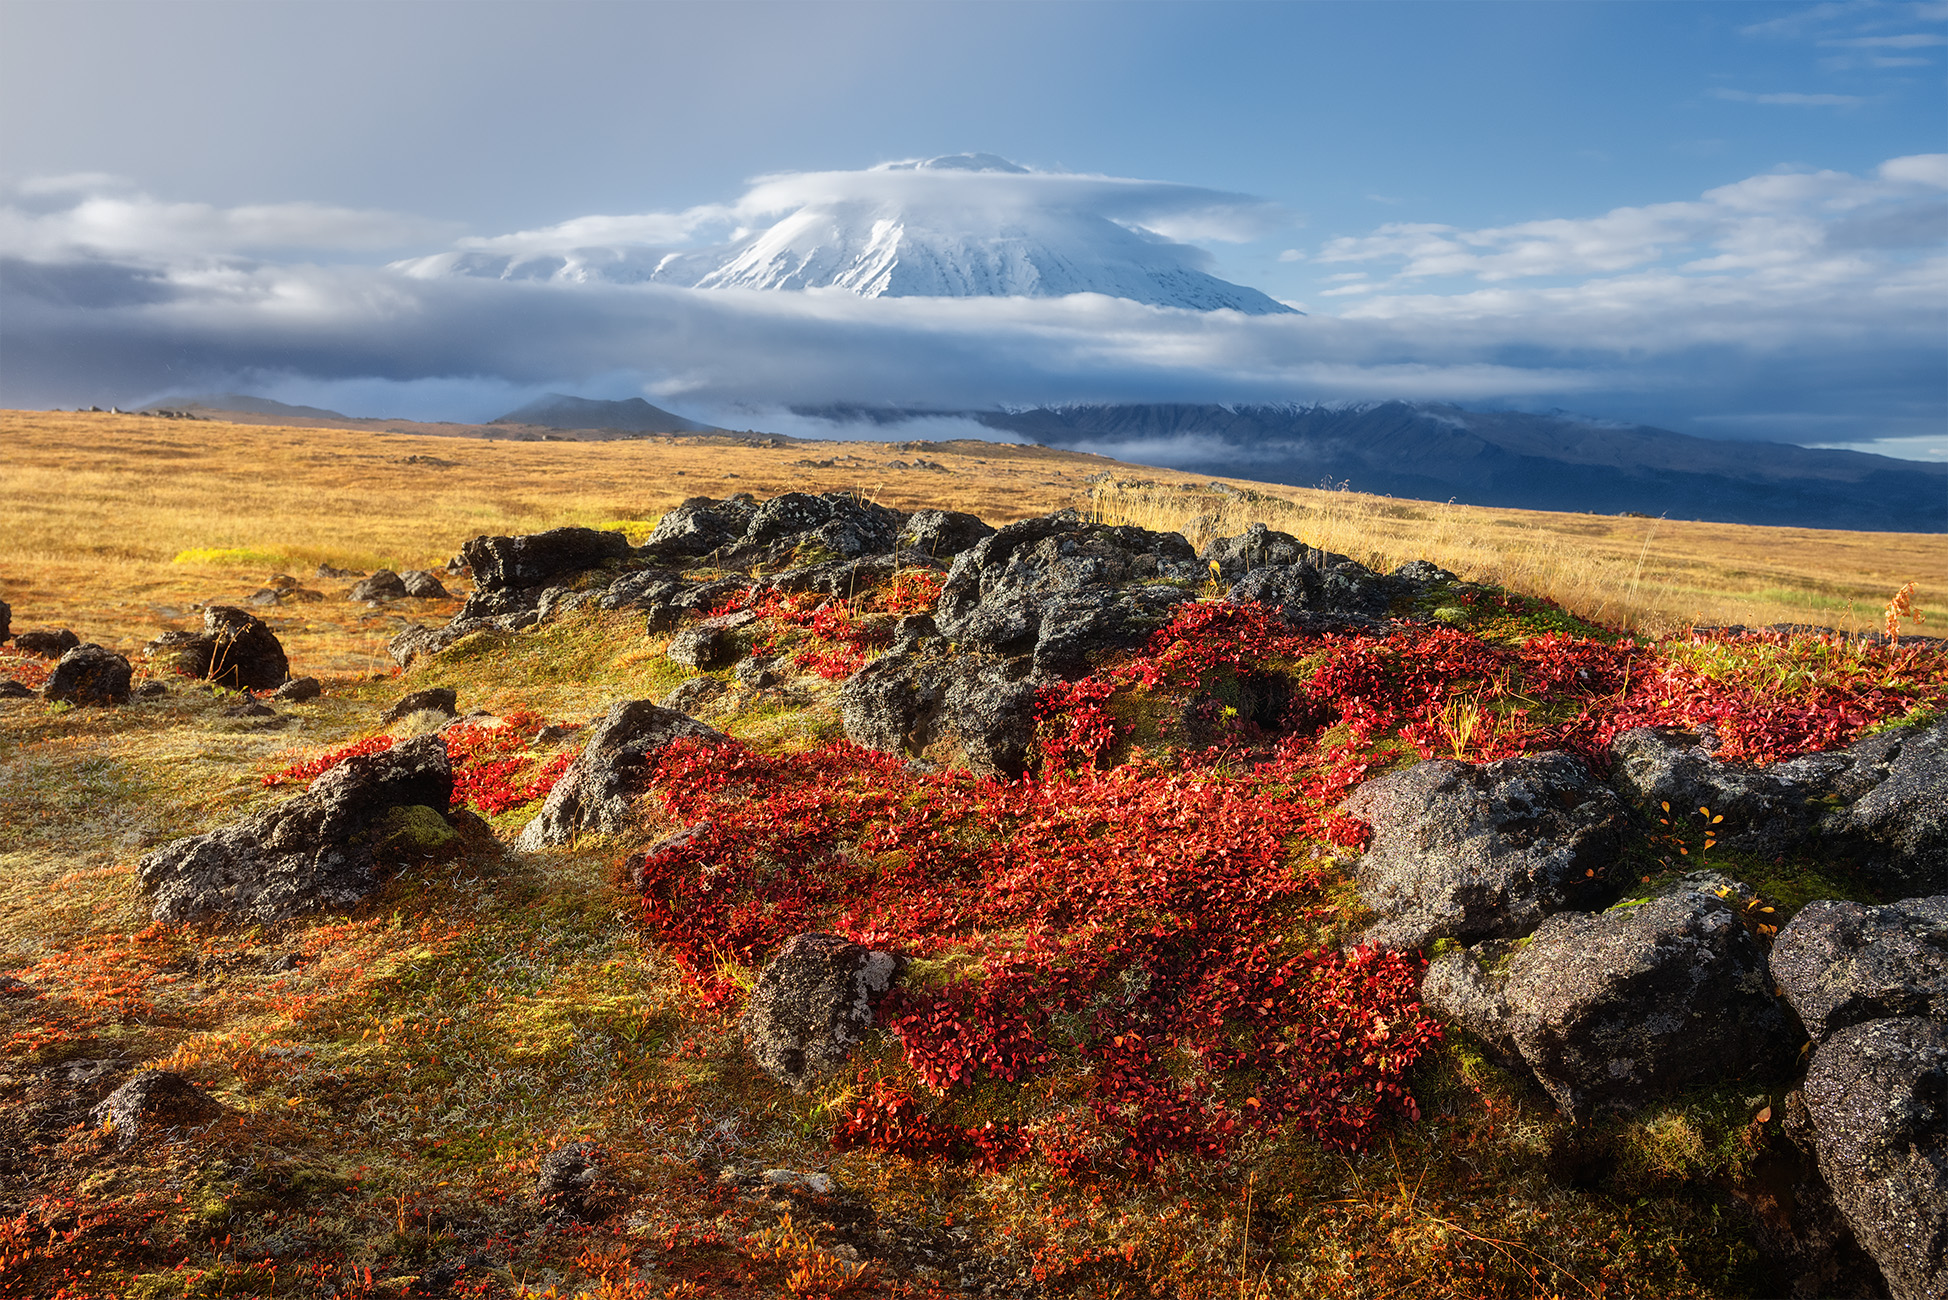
left=596, top=570, right=682, bottom=613
left=388, top=623, right=466, bottom=669
left=349, top=570, right=409, bottom=602
left=1799, top=1017, right=1948, bottom=1300
left=1200, top=522, right=1319, bottom=577
left=1772, top=896, right=1948, bottom=1044
left=1425, top=878, right=1798, bottom=1118
left=641, top=496, right=760, bottom=557
left=534, top=1141, right=609, bottom=1218
left=838, top=649, right=1041, bottom=778
left=758, top=552, right=916, bottom=600
left=144, top=606, right=290, bottom=691
left=42, top=644, right=133, bottom=706
left=462, top=526, right=631, bottom=590
left=316, top=563, right=363, bottom=580
left=741, top=932, right=905, bottom=1090
left=91, top=1070, right=221, bottom=1148
left=934, top=513, right=1202, bottom=674
left=400, top=569, right=450, bottom=599
left=273, top=676, right=322, bottom=702
left=382, top=687, right=458, bottom=725
left=898, top=509, right=995, bottom=559
left=1344, top=752, right=1629, bottom=951
left=0, top=680, right=33, bottom=699
left=514, top=701, right=725, bottom=850
left=0, top=598, right=9, bottom=642
left=1828, top=725, right=1948, bottom=896
left=136, top=734, right=453, bottom=922
left=15, top=628, right=80, bottom=658
left=1609, top=727, right=1824, bottom=855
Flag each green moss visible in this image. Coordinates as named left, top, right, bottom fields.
left=376, top=804, right=460, bottom=856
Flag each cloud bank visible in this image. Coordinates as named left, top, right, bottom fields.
left=1, top=156, right=1942, bottom=449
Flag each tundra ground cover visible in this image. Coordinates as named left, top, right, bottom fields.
left=3, top=428, right=1944, bottom=1297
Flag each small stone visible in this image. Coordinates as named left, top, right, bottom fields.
left=273, top=676, right=321, bottom=702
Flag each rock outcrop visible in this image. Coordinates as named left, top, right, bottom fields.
left=741, top=932, right=905, bottom=1090
left=514, top=701, right=725, bottom=850
left=91, top=1070, right=221, bottom=1148
left=137, top=734, right=453, bottom=922
left=1345, top=753, right=1629, bottom=952
left=16, top=628, right=80, bottom=658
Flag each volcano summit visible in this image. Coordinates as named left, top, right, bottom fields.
left=399, top=154, right=1296, bottom=314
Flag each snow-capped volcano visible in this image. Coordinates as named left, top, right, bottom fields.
left=398, top=155, right=1296, bottom=314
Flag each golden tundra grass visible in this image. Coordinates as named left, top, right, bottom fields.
left=3, top=410, right=1936, bottom=671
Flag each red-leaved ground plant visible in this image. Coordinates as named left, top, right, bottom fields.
left=261, top=708, right=577, bottom=815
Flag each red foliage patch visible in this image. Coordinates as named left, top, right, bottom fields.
left=634, top=739, right=1441, bottom=1172
left=261, top=709, right=579, bottom=815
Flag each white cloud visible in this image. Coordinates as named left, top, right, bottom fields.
left=0, top=156, right=1941, bottom=448
left=0, top=183, right=460, bottom=261
left=1713, top=89, right=1866, bottom=105
left=1822, top=30, right=1948, bottom=43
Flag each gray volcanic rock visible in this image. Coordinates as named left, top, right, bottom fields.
left=514, top=701, right=725, bottom=850
left=737, top=491, right=904, bottom=561
left=1800, top=1017, right=1948, bottom=1300
left=349, top=570, right=409, bottom=602
left=382, top=687, right=458, bottom=725
left=42, top=644, right=133, bottom=706
left=1609, top=727, right=1825, bottom=855
left=898, top=509, right=995, bottom=559
left=16, top=628, right=80, bottom=658
left=534, top=1141, right=609, bottom=1218
left=1425, top=880, right=1798, bottom=1119
left=400, top=569, right=451, bottom=599
left=91, top=1070, right=221, bottom=1148
left=1344, top=753, right=1629, bottom=951
left=1831, top=727, right=1948, bottom=897
left=462, top=526, right=631, bottom=589
left=742, top=932, right=904, bottom=1091
left=838, top=649, right=1042, bottom=778
left=0, top=599, right=9, bottom=643
left=641, top=496, right=760, bottom=557
left=667, top=611, right=755, bottom=670
left=136, top=734, right=453, bottom=922
left=1772, top=896, right=1948, bottom=1044
left=1503, top=885, right=1797, bottom=1117
left=934, top=512, right=1202, bottom=674
left=143, top=606, right=289, bottom=691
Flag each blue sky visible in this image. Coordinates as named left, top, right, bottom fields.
left=2, top=0, right=1943, bottom=456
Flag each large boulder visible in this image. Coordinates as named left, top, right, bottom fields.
left=382, top=687, right=458, bottom=725
left=144, top=606, right=290, bottom=691
left=42, top=644, right=132, bottom=706
left=838, top=649, right=1041, bottom=777
left=1799, top=1018, right=1948, bottom=1300
left=667, top=610, right=755, bottom=670
left=1424, top=879, right=1798, bottom=1118
left=741, top=932, right=905, bottom=1091
left=1772, top=896, right=1948, bottom=1043
left=462, top=526, right=632, bottom=590
left=0, top=599, right=9, bottom=643
left=136, top=734, right=453, bottom=922
left=1209, top=524, right=1447, bottom=626
left=1344, top=753, right=1629, bottom=951
left=933, top=513, right=1203, bottom=675
left=735, top=491, right=903, bottom=561
left=400, top=569, right=450, bottom=599
left=514, top=701, right=725, bottom=850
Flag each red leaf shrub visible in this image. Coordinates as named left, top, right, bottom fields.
left=261, top=709, right=579, bottom=814
left=634, top=738, right=1442, bottom=1171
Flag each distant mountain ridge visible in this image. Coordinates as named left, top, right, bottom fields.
left=796, top=400, right=1947, bottom=533
left=156, top=393, right=354, bottom=420
left=490, top=393, right=723, bottom=434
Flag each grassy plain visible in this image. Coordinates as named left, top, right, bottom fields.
left=1, top=410, right=1938, bottom=677
left=0, top=408, right=1940, bottom=1299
